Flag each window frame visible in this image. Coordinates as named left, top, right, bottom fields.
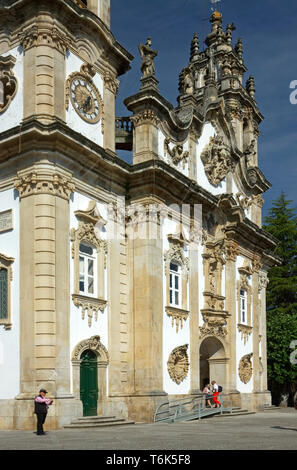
left=0, top=253, right=14, bottom=330
left=169, top=261, right=181, bottom=308
left=79, top=242, right=97, bottom=298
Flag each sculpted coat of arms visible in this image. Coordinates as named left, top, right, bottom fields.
left=200, top=135, right=234, bottom=186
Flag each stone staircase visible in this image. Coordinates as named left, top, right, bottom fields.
left=64, top=415, right=135, bottom=429
left=215, top=406, right=255, bottom=417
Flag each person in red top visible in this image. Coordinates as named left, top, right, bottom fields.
left=211, top=380, right=221, bottom=408
left=34, top=389, right=53, bottom=435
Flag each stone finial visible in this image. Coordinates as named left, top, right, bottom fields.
left=138, top=37, right=158, bottom=79
left=210, top=10, right=223, bottom=31
left=246, top=75, right=256, bottom=99
left=190, top=33, right=199, bottom=62
left=226, top=23, right=236, bottom=45
left=235, top=38, right=243, bottom=62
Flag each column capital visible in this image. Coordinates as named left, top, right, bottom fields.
left=14, top=170, right=75, bottom=200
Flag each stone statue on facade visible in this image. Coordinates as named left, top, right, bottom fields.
left=138, top=37, right=158, bottom=78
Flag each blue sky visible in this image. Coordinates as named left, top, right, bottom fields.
left=111, top=0, right=297, bottom=218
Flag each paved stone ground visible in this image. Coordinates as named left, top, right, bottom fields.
left=0, top=409, right=297, bottom=450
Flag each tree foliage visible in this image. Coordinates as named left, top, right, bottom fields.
left=263, top=192, right=297, bottom=404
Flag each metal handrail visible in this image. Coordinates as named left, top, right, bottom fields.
left=154, top=393, right=233, bottom=423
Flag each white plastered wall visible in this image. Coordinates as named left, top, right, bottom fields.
left=65, top=51, right=104, bottom=147
left=69, top=192, right=108, bottom=394
left=0, top=189, right=20, bottom=399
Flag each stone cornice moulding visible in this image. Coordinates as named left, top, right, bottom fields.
left=14, top=170, right=75, bottom=200
left=165, top=306, right=189, bottom=333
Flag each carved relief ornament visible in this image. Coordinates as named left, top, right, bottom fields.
left=130, top=110, right=160, bottom=127
left=72, top=335, right=109, bottom=363
left=19, top=26, right=69, bottom=54
left=238, top=353, right=253, bottom=384
left=14, top=172, right=75, bottom=200
left=200, top=135, right=235, bottom=187
left=164, top=138, right=189, bottom=169
left=0, top=55, right=18, bottom=114
left=237, top=324, right=252, bottom=345
left=104, top=71, right=120, bottom=95
left=167, top=344, right=189, bottom=384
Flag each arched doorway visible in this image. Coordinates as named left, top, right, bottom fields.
left=199, top=337, right=227, bottom=390
left=72, top=336, right=109, bottom=417
left=80, top=349, right=98, bottom=416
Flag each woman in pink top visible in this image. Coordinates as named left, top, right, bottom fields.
left=34, top=389, right=53, bottom=435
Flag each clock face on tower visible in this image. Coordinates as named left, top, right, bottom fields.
left=69, top=74, right=102, bottom=124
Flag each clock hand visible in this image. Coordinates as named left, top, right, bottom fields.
left=82, top=95, right=91, bottom=112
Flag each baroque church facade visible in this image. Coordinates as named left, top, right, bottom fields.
left=0, top=0, right=278, bottom=429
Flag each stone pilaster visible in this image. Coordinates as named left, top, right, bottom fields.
left=103, top=72, right=119, bottom=152
left=251, top=256, right=262, bottom=393
left=225, top=240, right=239, bottom=392
left=13, top=167, right=79, bottom=429
left=189, top=237, right=200, bottom=394
left=21, top=25, right=68, bottom=124
left=126, top=198, right=167, bottom=421
left=130, top=111, right=160, bottom=164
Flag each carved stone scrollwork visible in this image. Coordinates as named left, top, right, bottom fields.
left=19, top=26, right=69, bottom=54
left=0, top=55, right=18, bottom=114
left=258, top=272, right=269, bottom=290
left=167, top=344, right=189, bottom=384
left=165, top=306, right=189, bottom=333
left=237, top=324, right=253, bottom=345
left=225, top=240, right=239, bottom=261
left=238, top=353, right=253, bottom=384
left=104, top=71, right=120, bottom=95
left=199, top=315, right=228, bottom=339
left=72, top=335, right=109, bottom=362
left=164, top=138, right=189, bottom=169
left=200, top=135, right=235, bottom=187
left=72, top=294, right=107, bottom=327
left=14, top=171, right=75, bottom=200
left=130, top=110, right=160, bottom=127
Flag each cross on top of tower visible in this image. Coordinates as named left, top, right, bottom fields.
left=210, top=0, right=221, bottom=11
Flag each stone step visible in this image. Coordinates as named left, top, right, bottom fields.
left=217, top=410, right=255, bottom=417
left=64, top=415, right=135, bottom=429
left=72, top=415, right=117, bottom=422
left=263, top=406, right=281, bottom=410
left=64, top=420, right=135, bottom=429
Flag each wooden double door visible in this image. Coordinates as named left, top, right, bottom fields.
left=80, top=349, right=98, bottom=416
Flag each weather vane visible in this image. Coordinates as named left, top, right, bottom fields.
left=210, top=0, right=221, bottom=11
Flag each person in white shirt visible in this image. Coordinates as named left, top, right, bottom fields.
left=211, top=380, right=221, bottom=408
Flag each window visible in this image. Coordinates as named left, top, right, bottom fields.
left=79, top=243, right=96, bottom=296
left=0, top=268, right=8, bottom=320
left=240, top=289, right=246, bottom=324
left=169, top=262, right=181, bottom=307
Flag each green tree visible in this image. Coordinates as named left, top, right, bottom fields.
left=264, top=192, right=297, bottom=405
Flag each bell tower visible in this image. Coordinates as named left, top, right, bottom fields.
left=0, top=0, right=132, bottom=430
